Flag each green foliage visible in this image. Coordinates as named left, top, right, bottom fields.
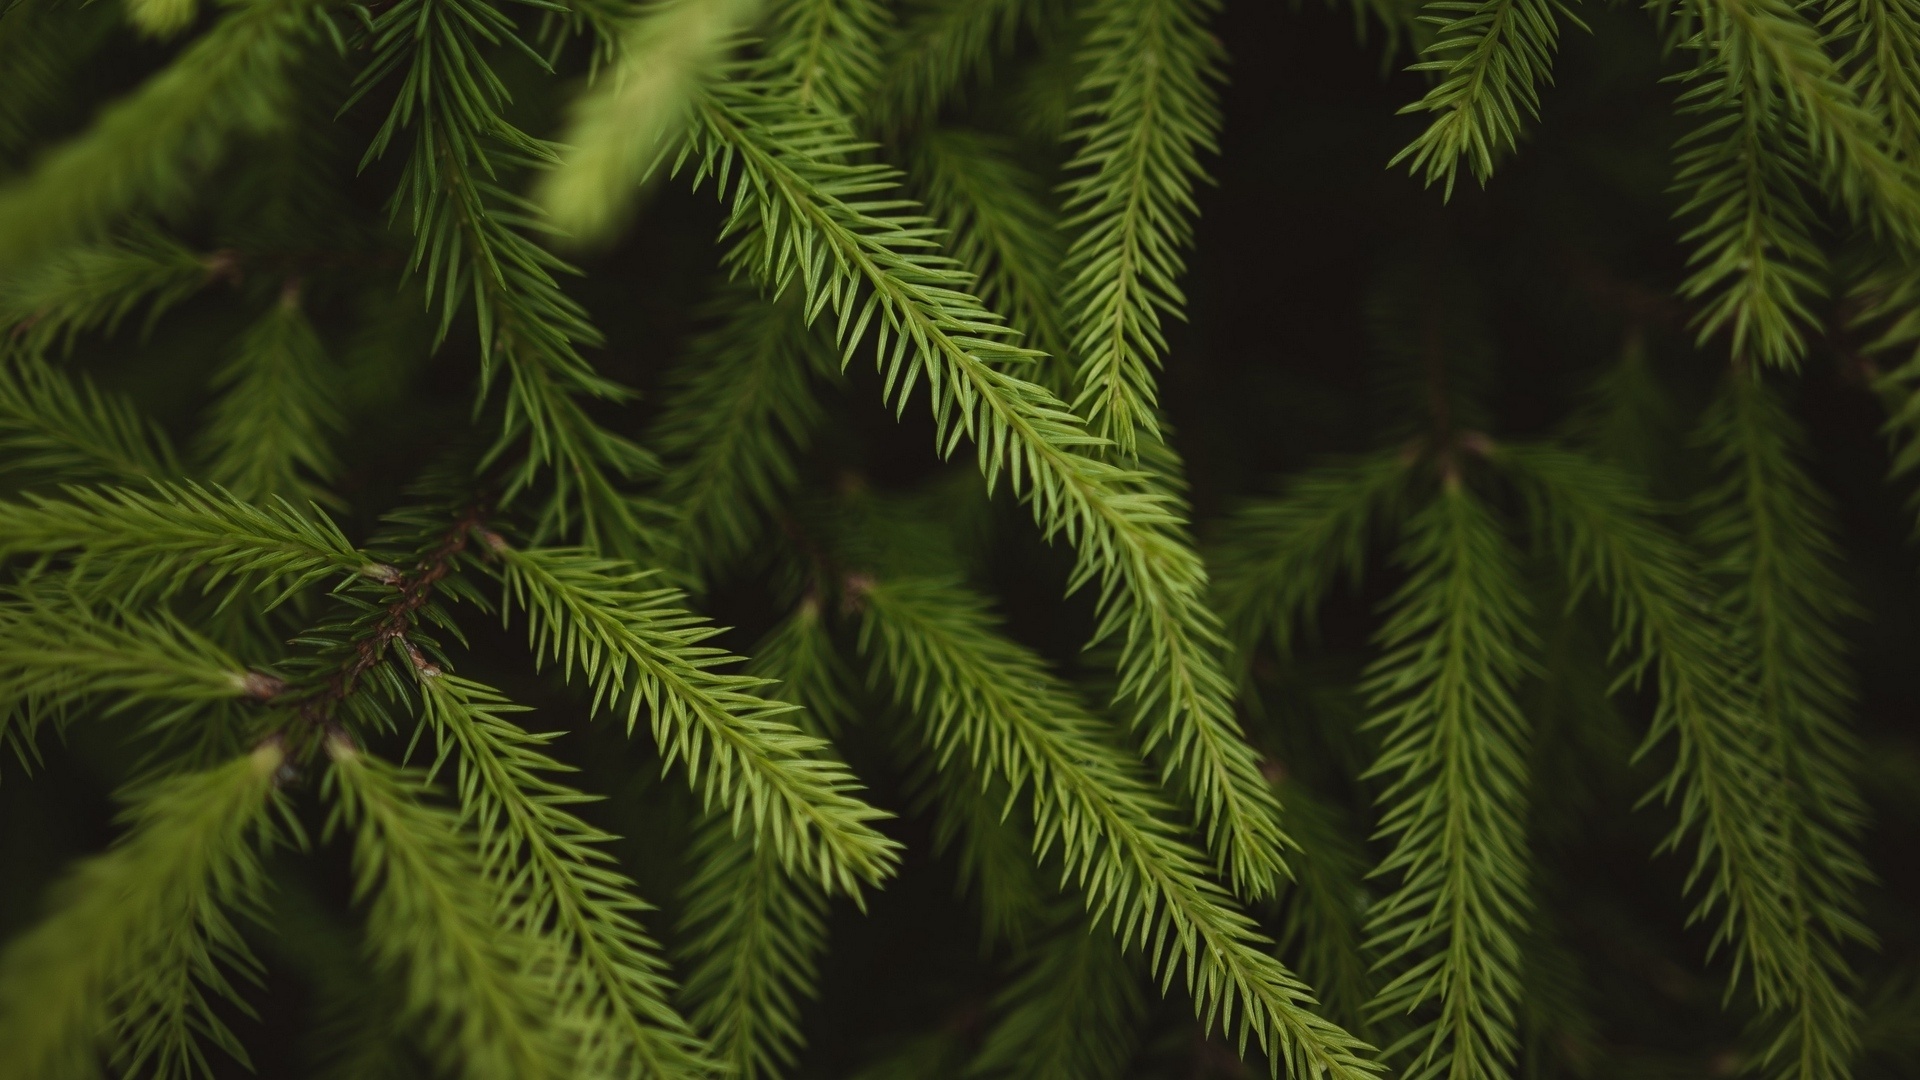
left=1391, top=0, right=1580, bottom=195
left=0, top=352, right=178, bottom=484
left=0, top=588, right=256, bottom=761
left=1270, top=780, right=1373, bottom=1038
left=1059, top=0, right=1224, bottom=454
left=0, top=0, right=115, bottom=159
left=866, top=0, right=1055, bottom=132
left=354, top=0, right=663, bottom=553
left=968, top=914, right=1145, bottom=1080
left=677, top=811, right=830, bottom=1080
left=906, top=746, right=1051, bottom=947
left=1212, top=452, right=1413, bottom=662
left=764, top=0, right=890, bottom=114
left=488, top=541, right=900, bottom=893
left=1500, top=444, right=1860, bottom=1076
left=2, top=3, right=1917, bottom=1079
left=1672, top=65, right=1826, bottom=371
left=416, top=674, right=710, bottom=1080
left=910, top=127, right=1068, bottom=372
left=0, top=228, right=214, bottom=354
left=0, top=747, right=287, bottom=1079
left=0, top=0, right=326, bottom=267
left=1688, top=0, right=1920, bottom=250
left=1828, top=0, right=1920, bottom=155
left=1360, top=484, right=1534, bottom=1080
left=652, top=284, right=841, bottom=579
left=1694, top=377, right=1872, bottom=1078
left=323, top=742, right=562, bottom=1080
left=672, top=599, right=846, bottom=1080
left=542, top=0, right=766, bottom=241
left=0, top=483, right=375, bottom=600
left=684, top=75, right=1293, bottom=899
left=199, top=291, right=342, bottom=502
left=856, top=575, right=1376, bottom=1078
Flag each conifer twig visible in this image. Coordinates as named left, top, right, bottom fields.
left=1694, top=377, right=1872, bottom=1079
left=1498, top=443, right=1851, bottom=1069
left=0, top=745, right=290, bottom=1080
left=856, top=575, right=1379, bottom=1079
left=323, top=739, right=563, bottom=1080
left=1059, top=0, right=1225, bottom=456
left=416, top=674, right=712, bottom=1080
left=1360, top=483, right=1534, bottom=1080
left=485, top=541, right=901, bottom=894
left=685, top=80, right=1292, bottom=899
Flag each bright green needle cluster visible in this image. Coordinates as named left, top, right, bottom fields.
left=1059, top=0, right=1224, bottom=456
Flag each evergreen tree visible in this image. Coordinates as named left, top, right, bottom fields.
left=1, top=0, right=1917, bottom=1078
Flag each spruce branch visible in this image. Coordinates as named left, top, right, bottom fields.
left=1860, top=265, right=1920, bottom=498
left=1360, top=483, right=1535, bottom=1080
left=127, top=0, right=201, bottom=39
left=0, top=482, right=381, bottom=602
left=1059, top=0, right=1225, bottom=456
left=856, top=575, right=1380, bottom=1079
left=1827, top=0, right=1920, bottom=157
left=911, top=127, right=1070, bottom=376
left=0, top=350, right=179, bottom=485
left=485, top=541, right=900, bottom=893
left=0, top=0, right=326, bottom=266
left=199, top=287, right=344, bottom=503
left=742, top=596, right=858, bottom=738
left=0, top=745, right=288, bottom=1080
left=1273, top=779, right=1374, bottom=1039
left=323, top=739, right=564, bottom=1080
left=0, top=227, right=218, bottom=353
left=1672, top=50, right=1827, bottom=369
left=1686, top=0, right=1920, bottom=252
left=416, top=673, right=712, bottom=1080
left=1390, top=0, right=1582, bottom=195
left=1496, top=444, right=1849, bottom=1063
left=674, top=599, right=849, bottom=1080
left=326, top=507, right=484, bottom=702
left=0, top=589, right=271, bottom=762
left=539, top=0, right=766, bottom=242
left=1695, top=376, right=1871, bottom=1079
left=677, top=810, right=831, bottom=1080
left=354, top=0, right=662, bottom=554
left=907, top=744, right=1052, bottom=947
left=685, top=78, right=1292, bottom=899
left=0, top=0, right=116, bottom=159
